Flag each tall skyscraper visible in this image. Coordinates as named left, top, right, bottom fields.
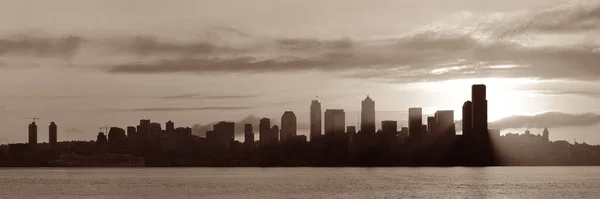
left=361, top=95, right=376, bottom=133
left=166, top=121, right=174, bottom=134
left=138, top=119, right=151, bottom=138
left=346, top=126, right=357, bottom=134
left=462, top=101, right=473, bottom=137
left=472, top=84, right=488, bottom=134
left=408, top=108, right=423, bottom=140
left=49, top=122, right=57, bottom=148
left=281, top=111, right=297, bottom=142
left=427, top=116, right=437, bottom=135
left=310, top=100, right=322, bottom=140
left=435, top=110, right=455, bottom=137
left=259, top=118, right=271, bottom=146
left=244, top=124, right=254, bottom=144
left=271, top=125, right=280, bottom=143
left=324, top=109, right=345, bottom=135
left=28, top=122, right=37, bottom=146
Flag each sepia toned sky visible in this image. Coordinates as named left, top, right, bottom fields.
left=1, top=0, right=600, bottom=144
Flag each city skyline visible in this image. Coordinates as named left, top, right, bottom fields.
left=1, top=0, right=600, bottom=144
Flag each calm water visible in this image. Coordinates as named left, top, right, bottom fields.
left=0, top=167, right=599, bottom=198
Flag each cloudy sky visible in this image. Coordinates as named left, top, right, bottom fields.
left=1, top=0, right=599, bottom=144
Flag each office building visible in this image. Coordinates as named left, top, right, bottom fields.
left=325, top=109, right=345, bottom=135
left=435, top=110, right=455, bottom=136
left=244, top=124, right=254, bottom=144
left=472, top=84, right=488, bottom=134
left=408, top=108, right=423, bottom=140
left=28, top=122, right=37, bottom=146
left=427, top=116, right=437, bottom=135
left=49, top=122, right=57, bottom=148
left=462, top=101, right=473, bottom=137
left=281, top=111, right=297, bottom=142
left=310, top=100, right=322, bottom=140
left=166, top=121, right=174, bottom=134
left=361, top=95, right=376, bottom=133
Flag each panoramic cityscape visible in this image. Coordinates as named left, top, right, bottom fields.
left=2, top=84, right=599, bottom=167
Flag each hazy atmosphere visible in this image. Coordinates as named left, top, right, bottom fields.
left=1, top=0, right=600, bottom=144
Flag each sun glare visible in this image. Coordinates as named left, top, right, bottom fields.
left=403, top=78, right=541, bottom=121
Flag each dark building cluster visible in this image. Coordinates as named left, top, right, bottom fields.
left=2, top=84, right=600, bottom=167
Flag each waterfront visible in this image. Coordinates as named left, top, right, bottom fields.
left=1, top=167, right=599, bottom=198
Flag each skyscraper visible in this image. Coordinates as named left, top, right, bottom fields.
left=259, top=118, right=271, bottom=146
left=361, top=95, right=376, bottom=133
left=166, top=121, right=174, bottom=134
left=543, top=127, right=550, bottom=142
left=281, top=111, right=297, bottom=142
left=324, top=109, right=345, bottom=135
left=472, top=84, right=488, bottom=134
left=435, top=110, right=455, bottom=137
left=213, top=121, right=235, bottom=148
left=244, top=124, right=254, bottom=144
left=271, top=125, right=280, bottom=143
left=427, top=116, right=437, bottom=136
left=408, top=108, right=423, bottom=140
left=49, top=122, right=57, bottom=148
left=310, top=100, right=322, bottom=140
left=462, top=101, right=473, bottom=137
left=28, top=122, right=37, bottom=147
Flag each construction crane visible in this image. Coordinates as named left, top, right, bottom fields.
left=25, top=116, right=40, bottom=123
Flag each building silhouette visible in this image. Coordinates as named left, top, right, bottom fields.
left=361, top=95, right=376, bottom=134
left=543, top=127, right=550, bottom=142
left=108, top=127, right=127, bottom=151
left=166, top=121, right=174, bottom=134
left=310, top=100, right=322, bottom=140
left=244, top=124, right=254, bottom=145
left=259, top=118, right=270, bottom=146
left=49, top=122, right=57, bottom=149
left=462, top=101, right=473, bottom=137
left=427, top=116, right=437, bottom=136
left=211, top=121, right=235, bottom=148
left=324, top=109, right=345, bottom=135
left=472, top=84, right=488, bottom=134
left=435, top=110, right=455, bottom=137
left=28, top=122, right=37, bottom=147
left=280, top=111, right=297, bottom=143
left=346, top=126, right=356, bottom=134
left=408, top=108, right=423, bottom=141
left=381, top=121, right=397, bottom=135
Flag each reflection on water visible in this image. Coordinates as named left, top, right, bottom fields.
left=0, top=167, right=599, bottom=198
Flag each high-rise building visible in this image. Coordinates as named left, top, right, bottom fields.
left=361, top=95, right=376, bottom=133
left=166, top=121, right=174, bottom=134
left=49, top=122, right=57, bottom=148
left=472, top=84, right=488, bottom=134
left=310, top=100, right=322, bottom=140
left=427, top=116, right=437, bottom=135
left=138, top=119, right=151, bottom=138
left=324, top=109, right=345, bottom=135
left=108, top=127, right=127, bottom=150
left=435, top=110, right=455, bottom=137
left=381, top=120, right=397, bottom=135
left=259, top=118, right=271, bottom=146
left=542, top=127, right=550, bottom=142
left=399, top=127, right=409, bottom=138
left=150, top=122, right=162, bottom=134
left=213, top=121, right=235, bottom=148
left=408, top=108, right=423, bottom=140
left=281, top=111, right=297, bottom=142
left=244, top=124, right=254, bottom=144
left=126, top=126, right=136, bottom=137
left=28, top=122, right=37, bottom=146
left=462, top=101, right=473, bottom=137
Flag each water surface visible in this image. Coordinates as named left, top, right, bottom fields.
left=1, top=167, right=599, bottom=198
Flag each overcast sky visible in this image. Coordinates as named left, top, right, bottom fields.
left=1, top=0, right=599, bottom=144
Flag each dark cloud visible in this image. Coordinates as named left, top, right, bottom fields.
left=0, top=35, right=84, bottom=59
left=117, top=36, right=222, bottom=57
left=125, top=106, right=253, bottom=112
left=107, top=31, right=600, bottom=83
left=489, top=112, right=600, bottom=129
left=493, top=2, right=600, bottom=38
